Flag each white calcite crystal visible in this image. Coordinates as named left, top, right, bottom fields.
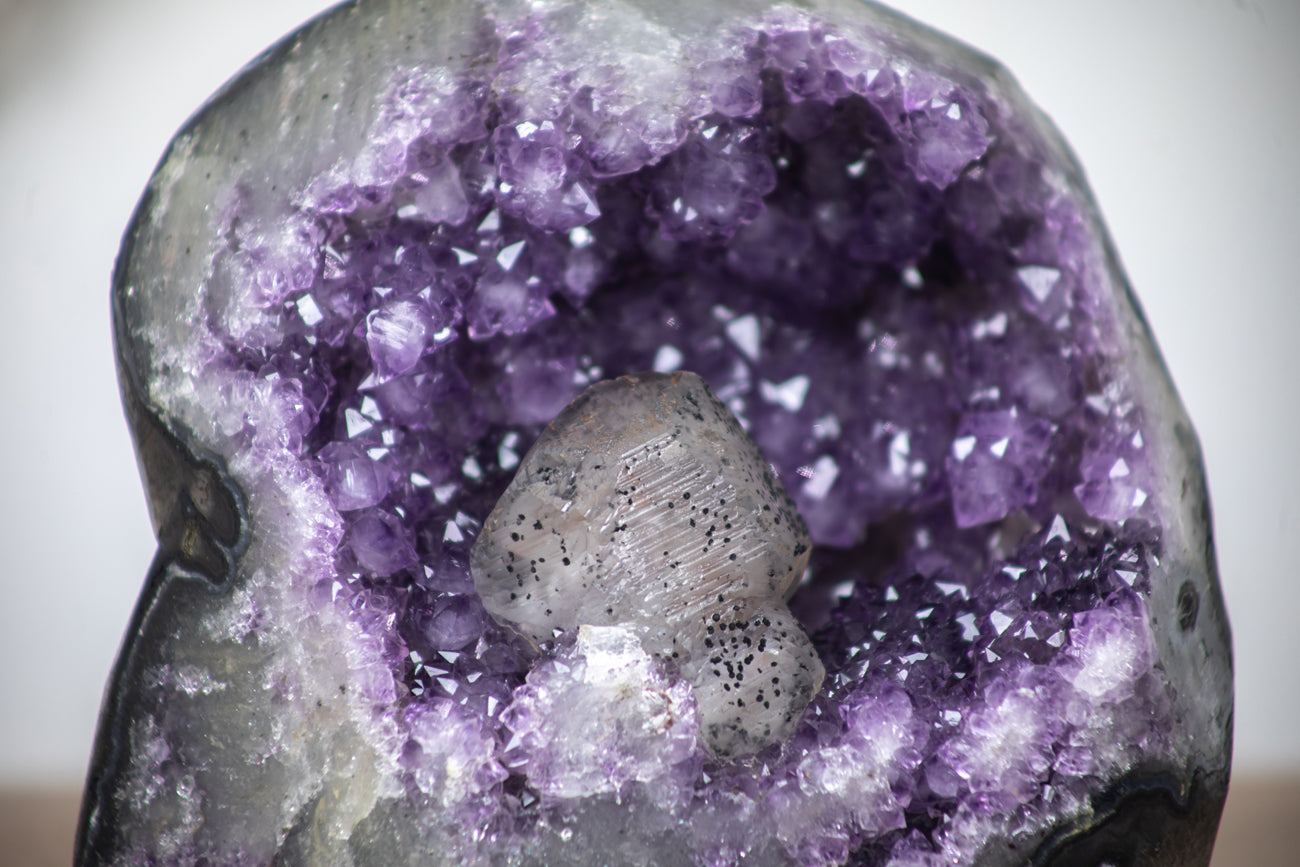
left=472, top=371, right=824, bottom=756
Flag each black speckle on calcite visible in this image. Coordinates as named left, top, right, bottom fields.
left=472, top=371, right=823, bottom=756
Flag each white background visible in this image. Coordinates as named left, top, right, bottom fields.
left=1, top=0, right=1295, bottom=786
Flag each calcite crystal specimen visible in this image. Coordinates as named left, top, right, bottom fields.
left=82, top=0, right=1232, bottom=865
left=472, top=371, right=823, bottom=757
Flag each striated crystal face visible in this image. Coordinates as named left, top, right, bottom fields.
left=472, top=371, right=823, bottom=757
left=85, top=1, right=1231, bottom=865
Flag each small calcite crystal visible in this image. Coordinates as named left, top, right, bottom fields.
left=472, top=371, right=823, bottom=756
left=82, top=0, right=1232, bottom=865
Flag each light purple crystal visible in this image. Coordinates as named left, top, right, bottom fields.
left=500, top=626, right=700, bottom=802
left=1064, top=592, right=1155, bottom=702
left=1075, top=409, right=1156, bottom=523
left=465, top=273, right=556, bottom=339
left=405, top=157, right=472, bottom=225
left=403, top=700, right=507, bottom=804
left=407, top=591, right=491, bottom=652
left=348, top=508, right=418, bottom=576
left=318, top=441, right=391, bottom=511
left=495, top=121, right=602, bottom=230
left=366, top=298, right=435, bottom=378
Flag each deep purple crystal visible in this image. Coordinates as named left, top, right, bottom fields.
left=946, top=408, right=1055, bottom=528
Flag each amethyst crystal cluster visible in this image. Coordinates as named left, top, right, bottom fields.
left=82, top=1, right=1231, bottom=865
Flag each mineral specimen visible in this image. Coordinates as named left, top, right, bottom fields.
left=80, top=0, right=1232, bottom=865
left=472, top=371, right=823, bottom=757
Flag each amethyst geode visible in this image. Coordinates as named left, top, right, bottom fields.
left=81, top=1, right=1231, bottom=864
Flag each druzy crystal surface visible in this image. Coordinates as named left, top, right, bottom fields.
left=83, top=1, right=1232, bottom=865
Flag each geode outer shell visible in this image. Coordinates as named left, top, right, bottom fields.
left=82, top=1, right=1232, bottom=865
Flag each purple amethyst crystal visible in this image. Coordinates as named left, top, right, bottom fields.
left=82, top=1, right=1231, bottom=865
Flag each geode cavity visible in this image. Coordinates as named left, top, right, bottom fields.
left=81, top=1, right=1232, bottom=865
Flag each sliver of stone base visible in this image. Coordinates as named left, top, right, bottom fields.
left=81, top=1, right=1231, bottom=865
